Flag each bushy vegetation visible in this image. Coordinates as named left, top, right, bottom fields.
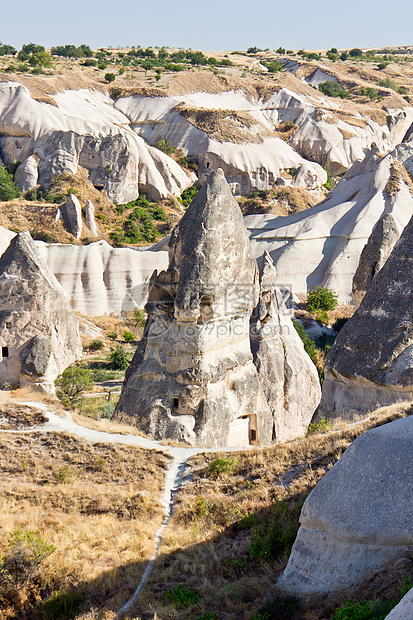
left=319, top=80, right=350, bottom=98
left=50, top=44, right=93, bottom=58
left=55, top=366, right=93, bottom=405
left=164, top=584, right=202, bottom=609
left=307, top=285, right=339, bottom=313
left=0, top=43, right=16, bottom=56
left=332, top=579, right=413, bottom=620
left=108, top=344, right=129, bottom=370
left=0, top=529, right=55, bottom=598
left=178, top=184, right=199, bottom=207
left=0, top=164, right=20, bottom=201
left=110, top=194, right=168, bottom=245
left=208, top=457, right=239, bottom=477
left=248, top=499, right=302, bottom=563
left=308, top=417, right=334, bottom=435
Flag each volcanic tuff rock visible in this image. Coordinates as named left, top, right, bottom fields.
left=0, top=83, right=192, bottom=203
left=352, top=213, right=399, bottom=308
left=14, top=155, right=38, bottom=192
left=384, top=587, right=413, bottom=620
left=250, top=251, right=321, bottom=442
left=245, top=143, right=413, bottom=301
left=278, top=416, right=413, bottom=595
left=84, top=199, right=97, bottom=236
left=318, top=213, right=413, bottom=420
left=60, top=193, right=83, bottom=239
left=0, top=231, right=82, bottom=392
left=114, top=169, right=273, bottom=447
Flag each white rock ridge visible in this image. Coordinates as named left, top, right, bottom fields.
left=245, top=144, right=413, bottom=301
left=0, top=82, right=192, bottom=203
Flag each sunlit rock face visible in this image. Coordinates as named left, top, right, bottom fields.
left=114, top=169, right=273, bottom=447
left=0, top=232, right=82, bottom=393
left=318, top=213, right=413, bottom=420
left=251, top=251, right=321, bottom=442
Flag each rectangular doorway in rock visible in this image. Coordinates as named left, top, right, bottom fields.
left=2, top=346, right=9, bottom=358
left=228, top=414, right=258, bottom=447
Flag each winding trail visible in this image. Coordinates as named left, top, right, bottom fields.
left=0, top=402, right=250, bottom=617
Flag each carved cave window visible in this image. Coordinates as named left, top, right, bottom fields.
left=2, top=346, right=9, bottom=358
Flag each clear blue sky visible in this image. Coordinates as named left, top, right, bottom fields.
left=2, top=0, right=412, bottom=51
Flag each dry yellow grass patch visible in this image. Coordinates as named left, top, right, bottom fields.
left=0, top=430, right=171, bottom=618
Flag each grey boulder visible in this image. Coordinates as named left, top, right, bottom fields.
left=14, top=155, right=38, bottom=192
left=278, top=416, right=413, bottom=595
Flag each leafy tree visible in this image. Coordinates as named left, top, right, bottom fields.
left=0, top=164, right=20, bottom=201
left=307, top=285, right=338, bottom=312
left=108, top=345, right=129, bottom=370
left=340, top=52, right=348, bottom=61
left=105, top=72, right=116, bottom=83
left=349, top=48, right=363, bottom=58
left=318, top=80, right=350, bottom=98
left=276, top=47, right=286, bottom=54
left=0, top=530, right=55, bottom=597
left=265, top=60, right=283, bottom=73
left=0, top=44, right=16, bottom=56
left=28, top=51, right=52, bottom=68
left=55, top=366, right=92, bottom=404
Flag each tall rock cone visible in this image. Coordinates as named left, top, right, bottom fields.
left=114, top=169, right=273, bottom=447
left=0, top=231, right=82, bottom=392
left=251, top=251, right=321, bottom=441
left=319, top=213, right=413, bottom=419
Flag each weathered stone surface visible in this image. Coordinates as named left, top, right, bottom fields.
left=352, top=213, right=399, bottom=308
left=251, top=251, right=321, bottom=441
left=114, top=169, right=273, bottom=447
left=62, top=193, right=82, bottom=239
left=14, top=155, right=38, bottom=192
left=20, top=335, right=52, bottom=376
left=84, top=199, right=97, bottom=236
left=318, top=213, right=413, bottom=419
left=0, top=231, right=82, bottom=392
left=384, top=587, right=413, bottom=620
left=278, top=415, right=413, bottom=595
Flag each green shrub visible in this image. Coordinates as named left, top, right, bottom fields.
left=108, top=345, right=129, bottom=370
left=315, top=309, right=329, bottom=324
left=249, top=500, right=300, bottom=563
left=178, top=184, right=199, bottom=207
left=208, top=457, right=239, bottom=476
left=105, top=72, right=116, bottom=83
left=308, top=417, right=334, bottom=435
left=291, top=320, right=317, bottom=361
left=107, top=331, right=118, bottom=341
left=0, top=529, right=55, bottom=595
left=323, top=169, right=335, bottom=190
left=40, top=590, right=82, bottom=619
left=349, top=48, right=363, bottom=58
left=55, top=366, right=92, bottom=405
left=319, top=80, right=350, bottom=98
left=331, top=599, right=394, bottom=620
left=379, top=77, right=397, bottom=90
left=164, top=585, right=202, bottom=609
left=155, top=139, right=176, bottom=155
left=89, top=339, right=105, bottom=351
left=0, top=164, right=20, bottom=201
left=123, top=329, right=135, bottom=342
left=307, top=286, right=338, bottom=312
left=133, top=308, right=146, bottom=326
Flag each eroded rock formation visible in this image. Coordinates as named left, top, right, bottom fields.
left=318, top=213, right=413, bottom=419
left=278, top=415, right=413, bottom=595
left=352, top=213, right=399, bottom=308
left=0, top=231, right=82, bottom=392
left=114, top=169, right=273, bottom=447
left=251, top=251, right=321, bottom=441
